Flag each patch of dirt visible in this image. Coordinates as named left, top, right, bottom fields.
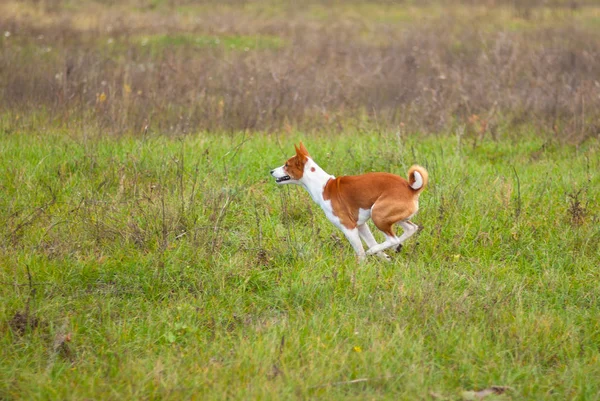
left=9, top=311, right=41, bottom=335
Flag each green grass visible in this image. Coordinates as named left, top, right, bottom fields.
left=1, top=128, right=599, bottom=399
left=134, top=34, right=286, bottom=53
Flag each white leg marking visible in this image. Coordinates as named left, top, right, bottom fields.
left=357, top=224, right=390, bottom=261
left=340, top=227, right=366, bottom=261
left=365, top=233, right=400, bottom=255
left=365, top=221, right=419, bottom=255
left=397, top=221, right=418, bottom=243
left=357, top=224, right=377, bottom=247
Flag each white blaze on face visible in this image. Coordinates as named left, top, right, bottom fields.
left=271, top=165, right=292, bottom=184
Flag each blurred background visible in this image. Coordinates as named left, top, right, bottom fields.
left=1, top=0, right=599, bottom=141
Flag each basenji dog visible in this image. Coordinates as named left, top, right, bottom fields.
left=270, top=142, right=428, bottom=261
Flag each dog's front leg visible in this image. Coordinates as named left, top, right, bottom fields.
left=357, top=224, right=390, bottom=261
left=340, top=227, right=366, bottom=262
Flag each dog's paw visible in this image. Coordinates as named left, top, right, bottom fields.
left=377, top=252, right=391, bottom=262
left=395, top=243, right=403, bottom=253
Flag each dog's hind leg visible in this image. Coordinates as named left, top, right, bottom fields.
left=365, top=233, right=401, bottom=255
left=357, top=224, right=390, bottom=261
left=396, top=221, right=420, bottom=252
left=365, top=223, right=418, bottom=255
left=398, top=221, right=418, bottom=242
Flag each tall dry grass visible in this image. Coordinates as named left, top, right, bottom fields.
left=1, top=0, right=599, bottom=140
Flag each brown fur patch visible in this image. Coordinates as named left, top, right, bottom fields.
left=323, top=172, right=420, bottom=235
left=283, top=143, right=310, bottom=180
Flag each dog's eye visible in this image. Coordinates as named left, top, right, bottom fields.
left=284, top=163, right=288, bottom=168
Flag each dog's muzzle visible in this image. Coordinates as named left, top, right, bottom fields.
left=270, top=168, right=291, bottom=183
left=275, top=175, right=291, bottom=183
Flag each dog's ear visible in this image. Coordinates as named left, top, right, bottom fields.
left=295, top=142, right=310, bottom=158
left=299, top=142, right=310, bottom=156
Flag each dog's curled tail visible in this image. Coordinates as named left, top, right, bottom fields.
left=408, top=165, right=428, bottom=192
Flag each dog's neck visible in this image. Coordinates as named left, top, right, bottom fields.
left=300, top=158, right=335, bottom=204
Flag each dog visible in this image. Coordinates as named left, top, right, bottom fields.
left=270, top=142, right=428, bottom=261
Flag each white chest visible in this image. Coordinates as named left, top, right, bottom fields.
left=317, top=197, right=343, bottom=228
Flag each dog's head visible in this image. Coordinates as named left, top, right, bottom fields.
left=270, top=142, right=310, bottom=185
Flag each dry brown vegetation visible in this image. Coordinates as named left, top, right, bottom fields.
left=1, top=0, right=599, bottom=140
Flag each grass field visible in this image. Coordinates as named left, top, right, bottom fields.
left=1, top=0, right=600, bottom=400
left=1, top=129, right=599, bottom=400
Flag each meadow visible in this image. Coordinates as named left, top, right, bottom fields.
left=1, top=1, right=600, bottom=400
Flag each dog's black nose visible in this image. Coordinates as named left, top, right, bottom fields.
left=270, top=170, right=274, bottom=174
